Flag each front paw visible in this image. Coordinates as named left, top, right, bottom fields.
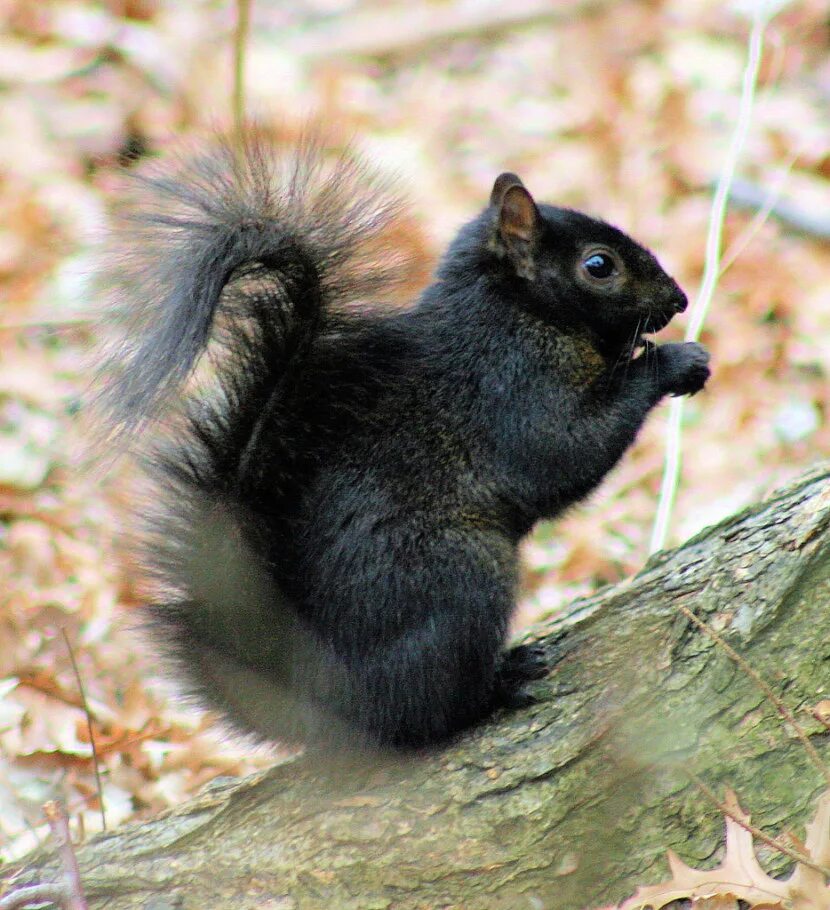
left=658, top=342, right=711, bottom=397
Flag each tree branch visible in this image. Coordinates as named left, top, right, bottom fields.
left=275, top=0, right=609, bottom=61
left=5, top=464, right=830, bottom=909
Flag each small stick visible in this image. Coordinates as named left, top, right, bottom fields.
left=719, top=150, right=802, bottom=273
left=0, top=884, right=68, bottom=910
left=727, top=177, right=830, bottom=242
left=233, top=0, right=252, bottom=156
left=684, top=769, right=830, bottom=877
left=43, top=802, right=88, bottom=910
left=0, top=316, right=91, bottom=331
left=280, top=0, right=600, bottom=60
left=810, top=706, right=830, bottom=733
left=0, top=803, right=89, bottom=910
left=678, top=604, right=830, bottom=787
left=61, top=629, right=106, bottom=832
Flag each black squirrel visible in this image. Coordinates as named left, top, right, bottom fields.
left=96, top=134, right=710, bottom=750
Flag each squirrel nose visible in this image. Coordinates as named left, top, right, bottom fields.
left=673, top=290, right=688, bottom=313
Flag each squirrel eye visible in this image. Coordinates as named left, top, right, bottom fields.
left=582, top=252, right=616, bottom=279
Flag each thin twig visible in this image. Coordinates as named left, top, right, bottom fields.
left=0, top=315, right=92, bottom=331
left=649, top=8, right=769, bottom=554
left=61, top=629, right=106, bottom=832
left=233, top=0, right=252, bottom=154
left=719, top=150, right=802, bottom=274
left=728, top=176, right=830, bottom=242
left=0, top=884, right=68, bottom=910
left=810, top=706, right=830, bottom=733
left=277, top=0, right=606, bottom=60
left=684, top=769, right=830, bottom=878
left=43, top=801, right=88, bottom=910
left=678, top=604, right=830, bottom=787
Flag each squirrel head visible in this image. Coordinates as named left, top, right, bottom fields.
left=486, top=173, right=688, bottom=353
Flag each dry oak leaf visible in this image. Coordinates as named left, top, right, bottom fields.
left=620, top=789, right=830, bottom=910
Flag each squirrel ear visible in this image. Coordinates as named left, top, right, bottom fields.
left=490, top=174, right=541, bottom=279
left=490, top=172, right=525, bottom=207
left=499, top=184, right=540, bottom=243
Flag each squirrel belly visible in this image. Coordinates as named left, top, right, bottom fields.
left=94, top=133, right=710, bottom=750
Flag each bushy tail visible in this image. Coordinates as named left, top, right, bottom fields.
left=93, top=131, right=407, bottom=748
left=95, top=130, right=404, bottom=439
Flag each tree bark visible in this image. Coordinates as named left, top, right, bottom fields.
left=5, top=464, right=830, bottom=910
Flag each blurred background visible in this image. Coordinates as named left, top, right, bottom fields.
left=0, top=0, right=828, bottom=862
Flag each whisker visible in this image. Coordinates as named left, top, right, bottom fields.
left=644, top=317, right=659, bottom=385
left=608, top=345, right=630, bottom=382
left=608, top=322, right=638, bottom=383
left=620, top=317, right=642, bottom=387
left=628, top=318, right=642, bottom=361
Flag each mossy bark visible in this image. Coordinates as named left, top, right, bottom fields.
left=5, top=464, right=830, bottom=910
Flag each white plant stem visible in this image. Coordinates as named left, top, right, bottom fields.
left=649, top=7, right=770, bottom=554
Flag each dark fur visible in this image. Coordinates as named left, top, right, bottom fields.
left=95, top=135, right=709, bottom=749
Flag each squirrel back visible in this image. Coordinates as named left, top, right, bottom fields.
left=95, top=132, right=710, bottom=749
